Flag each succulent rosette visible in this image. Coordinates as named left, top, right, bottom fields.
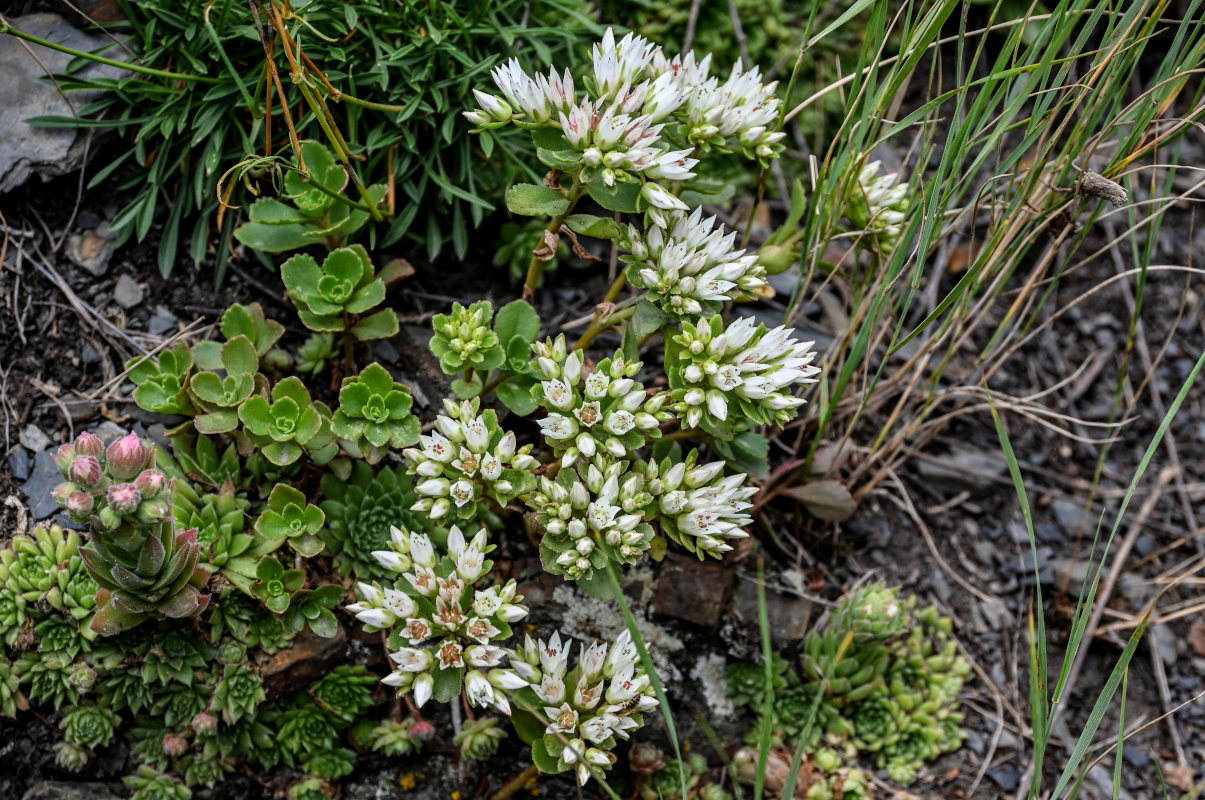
left=346, top=525, right=528, bottom=714
left=331, top=362, right=421, bottom=463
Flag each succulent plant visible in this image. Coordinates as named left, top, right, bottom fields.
left=59, top=554, right=100, bottom=634
left=243, top=609, right=296, bottom=654
left=172, top=479, right=252, bottom=572
left=726, top=653, right=791, bottom=709
left=183, top=756, right=229, bottom=788
left=281, top=245, right=398, bottom=339
left=303, top=747, right=356, bottom=780
left=850, top=693, right=901, bottom=753
left=283, top=584, right=343, bottom=639
left=279, top=697, right=343, bottom=754
left=312, top=665, right=377, bottom=722
left=124, top=765, right=192, bottom=800
left=642, top=754, right=707, bottom=800
left=254, top=484, right=327, bottom=558
left=215, top=302, right=286, bottom=358
left=0, top=661, right=29, bottom=718
left=250, top=556, right=306, bottom=615
left=187, top=335, right=260, bottom=435
left=153, top=681, right=212, bottom=727
left=455, top=716, right=506, bottom=759
left=60, top=702, right=121, bottom=748
left=295, top=332, right=337, bottom=376
left=0, top=585, right=27, bottom=646
left=239, top=376, right=336, bottom=466
left=96, top=667, right=155, bottom=714
left=430, top=301, right=505, bottom=375
left=128, top=342, right=196, bottom=415
left=54, top=740, right=92, bottom=771
left=16, top=651, right=77, bottom=708
left=320, top=462, right=432, bottom=581
left=0, top=524, right=81, bottom=605
left=35, top=615, right=86, bottom=660
left=833, top=583, right=911, bottom=644
left=331, top=362, right=420, bottom=463
left=213, top=665, right=265, bottom=724
left=140, top=629, right=212, bottom=685
left=355, top=718, right=426, bottom=756
left=404, top=397, right=537, bottom=521
left=288, top=777, right=336, bottom=800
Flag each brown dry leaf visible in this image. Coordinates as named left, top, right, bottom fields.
left=534, top=230, right=560, bottom=261
left=784, top=480, right=857, bottom=521
left=1188, top=621, right=1205, bottom=656
left=1163, top=761, right=1194, bottom=792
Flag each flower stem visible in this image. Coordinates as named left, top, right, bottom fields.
left=0, top=17, right=221, bottom=84
left=572, top=303, right=636, bottom=352
left=523, top=177, right=586, bottom=302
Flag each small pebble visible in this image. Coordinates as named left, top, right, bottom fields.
left=8, top=447, right=31, bottom=480
left=114, top=274, right=144, bottom=309
left=18, top=423, right=51, bottom=453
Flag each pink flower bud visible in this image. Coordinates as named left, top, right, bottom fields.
left=105, top=483, right=142, bottom=514
left=191, top=713, right=218, bottom=735
left=134, top=469, right=168, bottom=497
left=69, top=456, right=103, bottom=489
left=105, top=432, right=149, bottom=480
left=52, top=482, right=78, bottom=506
left=67, top=491, right=95, bottom=516
left=53, top=444, right=76, bottom=473
left=74, top=431, right=105, bottom=458
left=162, top=733, right=189, bottom=757
left=411, top=720, right=436, bottom=741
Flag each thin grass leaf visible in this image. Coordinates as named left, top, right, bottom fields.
left=754, top=556, right=775, bottom=800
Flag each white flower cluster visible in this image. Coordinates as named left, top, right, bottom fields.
left=509, top=630, right=656, bottom=785
left=670, top=316, right=821, bottom=430
left=464, top=28, right=784, bottom=195
left=526, top=458, right=655, bottom=579
left=346, top=525, right=528, bottom=714
left=531, top=336, right=671, bottom=467
left=638, top=452, right=756, bottom=558
left=624, top=207, right=766, bottom=318
left=850, top=160, right=910, bottom=251
left=403, top=398, right=535, bottom=518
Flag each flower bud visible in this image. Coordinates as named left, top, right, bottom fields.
left=134, top=468, right=168, bottom=497
left=106, top=432, right=150, bottom=480
left=73, top=431, right=104, bottom=458
left=53, top=444, right=76, bottom=473
left=52, top=482, right=78, bottom=507
left=162, top=733, right=189, bottom=757
left=191, top=712, right=218, bottom=736
left=136, top=498, right=171, bottom=524
left=68, top=456, right=104, bottom=489
left=106, top=483, right=142, bottom=514
left=66, top=491, right=95, bottom=517
left=411, top=719, right=436, bottom=741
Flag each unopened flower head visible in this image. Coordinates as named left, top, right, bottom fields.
left=669, top=315, right=820, bottom=430
left=403, top=398, right=534, bottom=521
left=430, top=301, right=501, bottom=374
left=849, top=160, right=911, bottom=253
left=530, top=340, right=672, bottom=467
left=624, top=208, right=766, bottom=319
left=509, top=629, right=654, bottom=785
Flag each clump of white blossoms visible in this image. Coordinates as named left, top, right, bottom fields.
left=508, top=630, right=656, bottom=786
left=623, top=208, right=767, bottom=319
left=403, top=398, right=536, bottom=521
left=530, top=336, right=672, bottom=467
left=347, top=525, right=528, bottom=713
left=668, top=315, right=821, bottom=430
left=849, top=160, right=910, bottom=253
left=465, top=28, right=785, bottom=202
left=637, top=450, right=756, bottom=559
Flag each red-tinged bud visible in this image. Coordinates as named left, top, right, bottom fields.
left=136, top=498, right=171, bottom=524
left=67, top=491, right=95, bottom=517
left=411, top=720, right=436, bottom=741
left=105, top=432, right=149, bottom=480
left=134, top=468, right=168, bottom=497
left=52, top=482, right=78, bottom=507
left=106, top=483, right=142, bottom=514
left=162, top=733, right=189, bottom=757
left=74, top=431, right=105, bottom=458
left=53, top=444, right=76, bottom=473
left=191, top=712, right=218, bottom=735
left=69, top=455, right=103, bottom=489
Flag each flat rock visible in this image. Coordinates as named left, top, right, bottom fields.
left=0, top=14, right=129, bottom=193
left=147, top=306, right=177, bottom=336
left=915, top=444, right=1007, bottom=493
left=651, top=552, right=734, bottom=629
left=23, top=783, right=122, bottom=800
left=66, top=223, right=116, bottom=276
left=8, top=447, right=32, bottom=481
left=24, top=449, right=65, bottom=520
left=113, top=274, right=144, bottom=309
left=258, top=624, right=347, bottom=700
left=731, top=574, right=812, bottom=644
left=18, top=423, right=52, bottom=453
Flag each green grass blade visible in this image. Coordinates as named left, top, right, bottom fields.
left=754, top=556, right=775, bottom=800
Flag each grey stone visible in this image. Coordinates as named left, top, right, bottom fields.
left=66, top=222, right=116, bottom=276
left=18, top=423, right=52, bottom=453
left=732, top=574, right=812, bottom=643
left=1051, top=497, right=1086, bottom=531
left=915, top=444, right=1007, bottom=492
left=113, top=274, right=144, bottom=309
left=372, top=339, right=401, bottom=364
left=8, top=446, right=32, bottom=480
left=147, top=306, right=177, bottom=336
left=1135, top=532, right=1159, bottom=558
left=23, top=783, right=122, bottom=800
left=90, top=421, right=127, bottom=443
left=23, top=449, right=64, bottom=520
left=1148, top=623, right=1178, bottom=667
left=986, top=767, right=1020, bottom=792
left=0, top=14, right=129, bottom=193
